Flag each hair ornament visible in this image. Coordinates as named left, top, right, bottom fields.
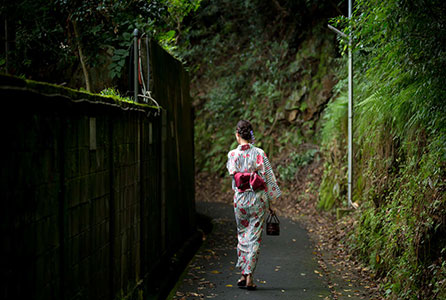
left=250, top=130, right=255, bottom=144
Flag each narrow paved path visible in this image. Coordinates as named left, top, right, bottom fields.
left=170, top=201, right=331, bottom=299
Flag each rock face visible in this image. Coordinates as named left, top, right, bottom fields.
left=303, top=74, right=337, bottom=122
left=288, top=109, right=299, bottom=122
left=284, top=34, right=338, bottom=126
left=285, top=86, right=307, bottom=111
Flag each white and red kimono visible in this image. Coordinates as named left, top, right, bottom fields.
left=226, top=143, right=281, bottom=275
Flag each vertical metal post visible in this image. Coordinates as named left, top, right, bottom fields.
left=145, top=36, right=150, bottom=91
left=347, top=0, right=353, bottom=208
left=161, top=110, right=167, bottom=253
left=133, top=28, right=139, bottom=103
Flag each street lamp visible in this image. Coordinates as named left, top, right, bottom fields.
left=328, top=0, right=354, bottom=209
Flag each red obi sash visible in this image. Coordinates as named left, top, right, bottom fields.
left=234, top=172, right=266, bottom=192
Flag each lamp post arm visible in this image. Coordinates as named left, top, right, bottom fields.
left=327, top=24, right=348, bottom=38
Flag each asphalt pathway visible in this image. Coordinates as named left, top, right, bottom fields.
left=170, top=201, right=331, bottom=299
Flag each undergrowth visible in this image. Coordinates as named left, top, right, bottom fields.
left=319, top=0, right=446, bottom=298
left=179, top=0, right=341, bottom=175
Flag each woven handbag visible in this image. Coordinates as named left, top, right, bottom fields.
left=266, top=211, right=280, bottom=236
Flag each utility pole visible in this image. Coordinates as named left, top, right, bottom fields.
left=347, top=0, right=353, bottom=209
left=328, top=0, right=354, bottom=209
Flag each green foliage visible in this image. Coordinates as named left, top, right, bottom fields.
left=164, top=0, right=201, bottom=31
left=318, top=161, right=346, bottom=210
left=100, top=87, right=131, bottom=101
left=318, top=84, right=348, bottom=209
left=320, top=0, right=446, bottom=298
left=320, top=89, right=348, bottom=147
left=109, top=47, right=131, bottom=80
left=1, top=0, right=201, bottom=86
left=277, top=149, right=319, bottom=182
left=180, top=0, right=340, bottom=174
left=349, top=149, right=446, bottom=299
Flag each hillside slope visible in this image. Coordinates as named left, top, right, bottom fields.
left=179, top=0, right=342, bottom=173
left=318, top=1, right=446, bottom=299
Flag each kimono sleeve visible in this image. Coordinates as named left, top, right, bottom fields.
left=261, top=152, right=281, bottom=202
left=226, top=150, right=237, bottom=175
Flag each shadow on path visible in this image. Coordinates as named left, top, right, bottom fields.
left=169, top=201, right=331, bottom=299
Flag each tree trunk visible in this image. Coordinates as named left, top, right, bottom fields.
left=72, top=20, right=91, bottom=92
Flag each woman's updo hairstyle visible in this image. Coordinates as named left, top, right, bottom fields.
left=236, top=120, right=253, bottom=141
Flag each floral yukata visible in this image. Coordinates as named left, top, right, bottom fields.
left=226, top=143, right=281, bottom=275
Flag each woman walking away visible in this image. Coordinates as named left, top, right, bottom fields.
left=226, top=120, right=281, bottom=290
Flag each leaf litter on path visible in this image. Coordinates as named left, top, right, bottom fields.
left=193, top=164, right=384, bottom=300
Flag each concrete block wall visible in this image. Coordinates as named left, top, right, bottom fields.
left=0, top=41, right=195, bottom=300
left=64, top=114, right=113, bottom=300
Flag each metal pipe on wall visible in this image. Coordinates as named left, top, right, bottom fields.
left=133, top=28, right=139, bottom=103
left=146, top=36, right=150, bottom=91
